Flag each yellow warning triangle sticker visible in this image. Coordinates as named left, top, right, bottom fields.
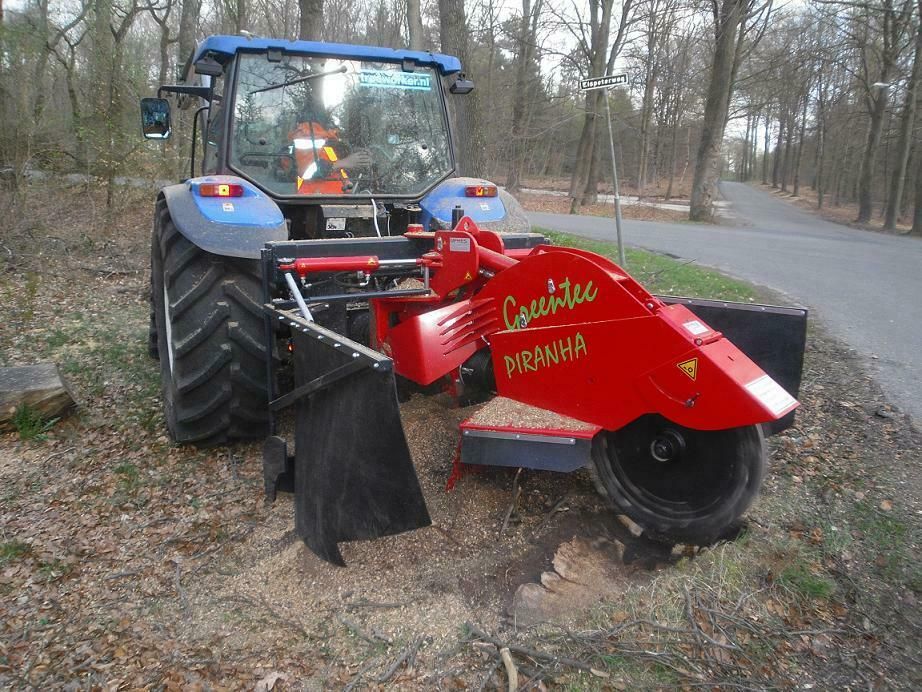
left=677, top=358, right=698, bottom=380
left=464, top=271, right=473, bottom=281
left=296, top=176, right=303, bottom=190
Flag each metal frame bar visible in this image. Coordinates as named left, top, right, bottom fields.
left=262, top=301, right=394, bottom=413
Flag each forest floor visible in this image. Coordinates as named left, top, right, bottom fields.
left=514, top=190, right=688, bottom=223
left=499, top=175, right=694, bottom=201
left=752, top=182, right=918, bottom=235
left=0, top=183, right=921, bottom=689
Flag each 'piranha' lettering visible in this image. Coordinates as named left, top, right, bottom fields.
left=503, top=332, right=588, bottom=379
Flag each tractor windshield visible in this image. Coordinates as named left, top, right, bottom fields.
left=228, top=53, right=453, bottom=197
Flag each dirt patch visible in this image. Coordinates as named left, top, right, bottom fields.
left=1, top=183, right=921, bottom=689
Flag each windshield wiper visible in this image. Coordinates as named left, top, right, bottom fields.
left=250, top=65, right=348, bottom=94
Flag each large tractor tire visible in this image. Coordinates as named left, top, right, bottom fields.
left=150, top=200, right=271, bottom=446
left=590, top=415, right=765, bottom=544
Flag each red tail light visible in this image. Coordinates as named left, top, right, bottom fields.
left=198, top=183, right=244, bottom=197
left=465, top=185, right=497, bottom=198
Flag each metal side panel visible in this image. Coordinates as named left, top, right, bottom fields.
left=658, top=296, right=808, bottom=435
left=460, top=428, right=593, bottom=473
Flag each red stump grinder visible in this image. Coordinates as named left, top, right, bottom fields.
left=261, top=216, right=805, bottom=565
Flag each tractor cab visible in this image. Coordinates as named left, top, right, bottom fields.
left=141, top=36, right=505, bottom=239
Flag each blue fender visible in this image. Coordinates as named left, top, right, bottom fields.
left=161, top=175, right=287, bottom=259
left=419, top=177, right=530, bottom=234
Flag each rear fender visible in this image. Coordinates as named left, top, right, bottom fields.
left=161, top=175, right=287, bottom=259
left=419, top=177, right=530, bottom=233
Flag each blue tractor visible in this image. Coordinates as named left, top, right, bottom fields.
left=142, top=35, right=530, bottom=446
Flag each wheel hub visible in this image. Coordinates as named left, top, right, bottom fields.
left=649, top=429, right=685, bottom=463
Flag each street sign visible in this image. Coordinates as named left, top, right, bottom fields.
left=579, top=73, right=628, bottom=91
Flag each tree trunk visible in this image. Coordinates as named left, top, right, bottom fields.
left=569, top=90, right=601, bottom=209
left=439, top=0, right=485, bottom=177
left=637, top=51, right=656, bottom=194
left=31, top=0, right=50, bottom=123
left=177, top=0, right=201, bottom=75
left=407, top=0, right=424, bottom=49
left=89, top=0, right=114, bottom=175
left=299, top=0, right=324, bottom=40
left=157, top=10, right=171, bottom=86
left=235, top=0, right=247, bottom=32
left=582, top=113, right=603, bottom=204
left=780, top=110, right=793, bottom=192
left=885, top=17, right=922, bottom=229
left=912, top=149, right=922, bottom=234
left=568, top=0, right=617, bottom=211
left=792, top=95, right=808, bottom=196
left=816, top=122, right=826, bottom=208
left=665, top=111, right=680, bottom=199
left=739, top=112, right=751, bottom=182
left=771, top=115, right=783, bottom=188
left=689, top=0, right=746, bottom=222
left=762, top=111, right=770, bottom=184
left=857, top=89, right=889, bottom=222
left=506, top=0, right=541, bottom=192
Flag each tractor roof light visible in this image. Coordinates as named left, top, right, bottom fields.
left=198, top=182, right=245, bottom=197
left=465, top=185, right=497, bottom=198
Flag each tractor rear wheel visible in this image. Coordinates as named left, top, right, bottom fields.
left=151, top=201, right=271, bottom=446
left=590, top=415, right=765, bottom=544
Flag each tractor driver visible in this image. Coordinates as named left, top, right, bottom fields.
left=286, top=90, right=372, bottom=194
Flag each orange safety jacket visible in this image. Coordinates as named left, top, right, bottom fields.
left=288, top=121, right=350, bottom=195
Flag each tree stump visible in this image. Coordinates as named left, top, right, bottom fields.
left=0, top=363, right=77, bottom=432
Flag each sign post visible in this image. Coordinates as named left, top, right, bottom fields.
left=579, top=73, right=628, bottom=267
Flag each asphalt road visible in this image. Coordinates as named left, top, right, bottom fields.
left=528, top=181, right=922, bottom=424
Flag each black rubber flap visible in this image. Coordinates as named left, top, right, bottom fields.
left=291, top=329, right=431, bottom=566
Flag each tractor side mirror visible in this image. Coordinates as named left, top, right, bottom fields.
left=140, top=97, right=172, bottom=139
left=449, top=75, right=474, bottom=95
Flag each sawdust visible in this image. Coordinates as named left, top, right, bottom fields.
left=177, top=393, right=623, bottom=670
left=464, top=396, right=597, bottom=432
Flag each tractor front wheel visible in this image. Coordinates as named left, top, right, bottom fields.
left=590, top=415, right=765, bottom=544
left=151, top=201, right=271, bottom=445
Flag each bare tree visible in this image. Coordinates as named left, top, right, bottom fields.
left=439, top=0, right=485, bottom=176
left=558, top=0, right=635, bottom=211
left=690, top=0, right=771, bottom=221
left=884, top=0, right=922, bottom=230
left=506, top=0, right=544, bottom=192
left=178, top=0, right=202, bottom=75
left=834, top=0, right=916, bottom=223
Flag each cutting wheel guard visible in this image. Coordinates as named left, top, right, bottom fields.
left=470, top=245, right=801, bottom=432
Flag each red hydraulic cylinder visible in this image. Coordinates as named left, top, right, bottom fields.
left=279, top=256, right=381, bottom=277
